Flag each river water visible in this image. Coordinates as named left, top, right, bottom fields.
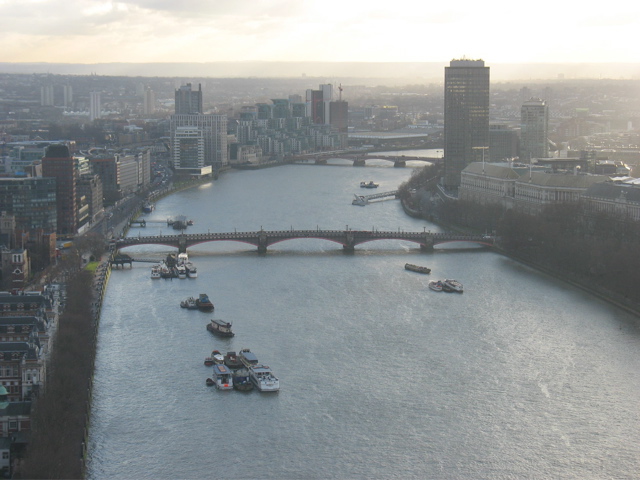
left=86, top=156, right=640, bottom=479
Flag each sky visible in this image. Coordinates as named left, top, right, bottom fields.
left=2, top=0, right=640, bottom=65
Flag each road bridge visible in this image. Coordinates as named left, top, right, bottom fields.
left=112, top=229, right=494, bottom=254
left=290, top=154, right=441, bottom=167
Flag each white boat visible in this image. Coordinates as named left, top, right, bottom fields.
left=186, top=262, right=198, bottom=278
left=150, top=265, right=161, bottom=279
left=428, top=280, right=443, bottom=292
left=177, top=264, right=187, bottom=279
left=443, top=279, right=463, bottom=293
left=212, top=364, right=234, bottom=390
left=177, top=252, right=189, bottom=264
left=360, top=181, right=379, bottom=188
left=249, top=364, right=280, bottom=392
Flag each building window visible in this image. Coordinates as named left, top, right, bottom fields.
left=2, top=452, right=8, bottom=460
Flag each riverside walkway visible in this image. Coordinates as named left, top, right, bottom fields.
left=112, top=229, right=494, bottom=254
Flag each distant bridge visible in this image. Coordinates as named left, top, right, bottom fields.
left=290, top=154, right=442, bottom=167
left=112, top=229, right=494, bottom=254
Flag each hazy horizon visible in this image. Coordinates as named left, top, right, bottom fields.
left=2, top=61, right=640, bottom=83
left=1, top=0, right=639, bottom=70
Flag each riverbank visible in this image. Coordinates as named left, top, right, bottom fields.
left=401, top=196, right=640, bottom=319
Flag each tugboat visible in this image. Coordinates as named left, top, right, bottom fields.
left=195, top=293, right=214, bottom=311
left=206, top=319, right=234, bottom=337
left=360, top=181, right=379, bottom=188
left=180, top=297, right=198, bottom=309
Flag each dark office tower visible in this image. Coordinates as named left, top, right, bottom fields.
left=444, top=59, right=490, bottom=189
left=42, top=144, right=77, bottom=235
left=175, top=83, right=203, bottom=114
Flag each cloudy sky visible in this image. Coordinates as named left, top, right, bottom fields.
left=2, top=0, right=639, bottom=64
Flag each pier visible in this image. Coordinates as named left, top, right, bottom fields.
left=352, top=190, right=399, bottom=205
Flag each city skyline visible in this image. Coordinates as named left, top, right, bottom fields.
left=1, top=0, right=639, bottom=71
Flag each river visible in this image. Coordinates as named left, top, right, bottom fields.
left=86, top=157, right=640, bottom=479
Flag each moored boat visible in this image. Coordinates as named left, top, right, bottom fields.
left=232, top=368, right=254, bottom=392
left=150, top=265, right=161, bottom=279
left=195, top=293, right=214, bottom=311
left=223, top=351, right=243, bottom=370
left=238, top=348, right=259, bottom=368
left=185, top=262, right=198, bottom=278
left=212, top=364, right=234, bottom=390
left=211, top=350, right=224, bottom=364
left=204, top=357, right=214, bottom=366
left=206, top=319, right=234, bottom=337
left=180, top=297, right=198, bottom=309
left=443, top=279, right=464, bottom=293
left=360, top=181, right=379, bottom=188
left=177, top=264, right=187, bottom=279
left=405, top=263, right=431, bottom=274
left=249, top=364, right=280, bottom=392
left=142, top=202, right=155, bottom=213
left=428, top=280, right=444, bottom=292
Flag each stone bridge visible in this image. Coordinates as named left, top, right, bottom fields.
left=112, top=229, right=494, bottom=254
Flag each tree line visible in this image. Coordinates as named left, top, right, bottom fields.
left=400, top=166, right=640, bottom=306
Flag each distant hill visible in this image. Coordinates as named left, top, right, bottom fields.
left=1, top=61, right=639, bottom=82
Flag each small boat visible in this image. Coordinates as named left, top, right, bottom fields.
left=150, top=265, right=161, bottom=279
left=212, top=364, right=234, bottom=390
left=142, top=202, right=155, bottom=213
left=232, top=368, right=254, bottom=392
left=204, top=357, right=214, bottom=366
left=206, top=319, right=234, bottom=337
left=195, top=293, right=214, bottom=311
left=185, top=262, right=198, bottom=278
left=180, top=297, right=198, bottom=309
left=428, top=280, right=444, bottom=292
left=360, top=181, right=379, bottom=188
left=238, top=348, right=259, bottom=368
left=177, top=264, right=187, bottom=279
left=205, top=378, right=214, bottom=386
left=405, top=263, right=431, bottom=274
left=249, top=364, right=280, bottom=392
left=223, top=351, right=243, bottom=370
left=211, top=350, right=224, bottom=364
left=443, top=279, right=464, bottom=293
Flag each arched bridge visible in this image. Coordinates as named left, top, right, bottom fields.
left=112, top=229, right=494, bottom=254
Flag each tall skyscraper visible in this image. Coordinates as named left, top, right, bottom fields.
left=175, top=83, right=203, bottom=114
left=143, top=87, right=156, bottom=115
left=89, top=91, right=101, bottom=121
left=42, top=144, right=77, bottom=235
left=40, top=85, right=54, bottom=106
left=444, top=59, right=490, bottom=189
left=306, top=84, right=333, bottom=124
left=520, top=98, right=549, bottom=160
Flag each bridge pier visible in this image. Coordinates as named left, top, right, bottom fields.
left=353, top=158, right=365, bottom=166
left=258, top=233, right=268, bottom=254
left=394, top=160, right=406, bottom=167
left=343, top=232, right=355, bottom=252
left=314, top=158, right=327, bottom=165
left=420, top=236, right=434, bottom=252
left=178, top=234, right=187, bottom=254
